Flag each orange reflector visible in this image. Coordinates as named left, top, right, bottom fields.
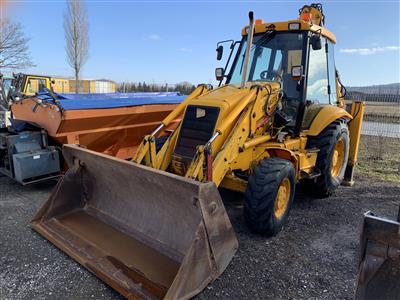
left=255, top=19, right=264, bottom=25
left=300, top=12, right=312, bottom=22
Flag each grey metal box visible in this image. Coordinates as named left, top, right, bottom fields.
left=12, top=148, right=60, bottom=184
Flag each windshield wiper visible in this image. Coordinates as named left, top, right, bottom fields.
left=236, top=29, right=276, bottom=80
left=251, top=30, right=276, bottom=51
left=239, top=30, right=276, bottom=76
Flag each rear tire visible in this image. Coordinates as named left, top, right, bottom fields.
left=303, top=120, right=349, bottom=198
left=244, top=158, right=295, bottom=236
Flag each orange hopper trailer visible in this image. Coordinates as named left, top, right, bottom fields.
left=2, top=88, right=212, bottom=184
left=10, top=93, right=184, bottom=159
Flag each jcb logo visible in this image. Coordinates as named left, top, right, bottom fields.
left=196, top=108, right=206, bottom=118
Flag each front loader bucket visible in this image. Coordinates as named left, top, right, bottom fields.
left=354, top=210, right=400, bottom=300
left=31, top=145, right=238, bottom=300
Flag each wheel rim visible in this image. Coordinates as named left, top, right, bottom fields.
left=274, top=178, right=291, bottom=219
left=331, top=137, right=345, bottom=178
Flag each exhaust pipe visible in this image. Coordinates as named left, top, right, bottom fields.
left=241, top=11, right=255, bottom=88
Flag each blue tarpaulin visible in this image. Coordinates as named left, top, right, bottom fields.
left=35, top=91, right=185, bottom=110
left=57, top=92, right=182, bottom=100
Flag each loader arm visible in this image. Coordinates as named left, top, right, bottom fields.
left=133, top=84, right=211, bottom=167
left=133, top=82, right=280, bottom=184
left=194, top=87, right=259, bottom=182
left=184, top=84, right=280, bottom=185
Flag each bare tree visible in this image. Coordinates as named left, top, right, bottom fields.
left=0, top=18, right=34, bottom=70
left=64, top=0, right=89, bottom=93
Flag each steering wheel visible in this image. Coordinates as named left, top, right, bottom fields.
left=260, top=70, right=282, bottom=82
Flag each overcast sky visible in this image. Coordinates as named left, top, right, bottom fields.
left=3, top=0, right=400, bottom=86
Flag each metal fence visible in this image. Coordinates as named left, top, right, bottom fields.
left=346, top=88, right=400, bottom=138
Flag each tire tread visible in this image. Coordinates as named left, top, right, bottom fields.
left=244, top=158, right=295, bottom=236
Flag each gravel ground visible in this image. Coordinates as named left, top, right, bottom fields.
left=0, top=173, right=399, bottom=300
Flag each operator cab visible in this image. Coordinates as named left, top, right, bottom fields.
left=227, top=31, right=306, bottom=130
left=216, top=20, right=338, bottom=135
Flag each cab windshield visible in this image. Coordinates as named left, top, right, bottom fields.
left=228, top=31, right=305, bottom=99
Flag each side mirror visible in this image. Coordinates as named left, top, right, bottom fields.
left=51, top=80, right=55, bottom=84
left=291, top=65, right=303, bottom=81
left=8, top=86, right=16, bottom=97
left=216, top=45, right=224, bottom=61
left=215, top=67, right=225, bottom=81
left=311, top=34, right=322, bottom=50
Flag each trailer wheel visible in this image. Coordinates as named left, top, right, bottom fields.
left=244, top=158, right=295, bottom=236
left=304, top=120, right=349, bottom=197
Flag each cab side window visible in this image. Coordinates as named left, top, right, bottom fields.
left=306, top=37, right=330, bottom=104
left=327, top=41, right=337, bottom=103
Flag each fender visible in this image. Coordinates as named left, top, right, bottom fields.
left=306, top=105, right=352, bottom=136
left=261, top=147, right=319, bottom=180
left=256, top=147, right=299, bottom=173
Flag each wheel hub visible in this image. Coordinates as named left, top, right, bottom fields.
left=274, top=178, right=291, bottom=219
left=331, top=137, right=345, bottom=178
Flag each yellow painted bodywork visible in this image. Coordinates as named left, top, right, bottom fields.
left=133, top=84, right=211, bottom=168
left=133, top=76, right=362, bottom=194
left=347, top=101, right=365, bottom=166
left=134, top=83, right=323, bottom=193
left=274, top=177, right=291, bottom=219
left=331, top=137, right=345, bottom=177
left=241, top=20, right=336, bottom=44
left=132, top=9, right=364, bottom=194
left=306, top=105, right=352, bottom=136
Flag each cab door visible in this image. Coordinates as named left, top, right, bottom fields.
left=302, top=37, right=337, bottom=130
left=305, top=37, right=330, bottom=104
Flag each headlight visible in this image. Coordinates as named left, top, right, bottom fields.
left=291, top=65, right=303, bottom=80
left=288, top=23, right=301, bottom=30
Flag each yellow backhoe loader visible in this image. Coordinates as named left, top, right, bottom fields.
left=32, top=4, right=365, bottom=299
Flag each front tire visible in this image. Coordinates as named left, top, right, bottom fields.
left=304, top=120, right=350, bottom=197
left=244, top=158, right=296, bottom=236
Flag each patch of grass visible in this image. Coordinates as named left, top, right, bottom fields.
left=362, top=102, right=400, bottom=124
left=364, top=113, right=400, bottom=124
left=364, top=102, right=400, bottom=116
left=357, top=135, right=400, bottom=183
